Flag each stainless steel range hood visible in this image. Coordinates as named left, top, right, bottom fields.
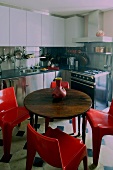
left=73, top=36, right=113, bottom=43
left=73, top=10, right=113, bottom=43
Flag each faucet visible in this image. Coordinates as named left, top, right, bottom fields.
left=17, top=65, right=23, bottom=71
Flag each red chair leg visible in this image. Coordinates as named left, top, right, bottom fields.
left=92, top=129, right=102, bottom=166
left=26, top=146, right=36, bottom=170
left=26, top=147, right=36, bottom=170
left=83, top=155, right=88, bottom=170
left=2, top=123, right=13, bottom=162
left=26, top=128, right=36, bottom=170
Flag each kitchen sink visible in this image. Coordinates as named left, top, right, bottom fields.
left=20, top=69, right=40, bottom=74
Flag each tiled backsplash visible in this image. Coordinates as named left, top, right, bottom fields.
left=0, top=46, right=85, bottom=71
left=0, top=43, right=113, bottom=71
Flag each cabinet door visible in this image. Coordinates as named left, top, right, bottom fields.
left=53, top=17, right=65, bottom=47
left=61, top=70, right=71, bottom=87
left=55, top=70, right=61, bottom=78
left=0, top=6, right=9, bottom=46
left=65, top=16, right=84, bottom=47
left=44, top=72, right=55, bottom=88
left=11, top=77, right=26, bottom=106
left=10, top=8, right=26, bottom=46
left=26, top=74, right=43, bottom=95
left=42, top=15, right=54, bottom=46
left=65, top=70, right=71, bottom=86
left=61, top=70, right=66, bottom=81
left=27, top=11, right=41, bottom=46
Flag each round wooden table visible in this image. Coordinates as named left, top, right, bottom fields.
left=24, top=88, right=92, bottom=143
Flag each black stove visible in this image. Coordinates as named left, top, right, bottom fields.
left=84, top=70, right=103, bottom=75
left=71, top=67, right=110, bottom=109
left=71, top=68, right=109, bottom=81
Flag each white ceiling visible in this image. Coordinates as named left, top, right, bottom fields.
left=1, top=0, right=113, bottom=17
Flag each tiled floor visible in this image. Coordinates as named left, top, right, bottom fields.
left=0, top=107, right=113, bottom=170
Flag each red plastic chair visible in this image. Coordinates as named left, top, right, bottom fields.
left=26, top=123, right=88, bottom=170
left=0, top=87, right=29, bottom=162
left=45, top=81, right=76, bottom=134
left=86, top=100, right=113, bottom=166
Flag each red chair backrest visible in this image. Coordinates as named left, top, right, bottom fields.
left=108, top=99, right=113, bottom=116
left=0, top=87, right=18, bottom=112
left=27, top=124, right=62, bottom=167
left=50, top=81, right=70, bottom=89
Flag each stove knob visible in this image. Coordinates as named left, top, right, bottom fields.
left=91, top=76, right=94, bottom=79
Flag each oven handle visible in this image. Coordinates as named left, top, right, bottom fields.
left=71, top=80, right=94, bottom=88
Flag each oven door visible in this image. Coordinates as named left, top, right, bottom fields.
left=71, top=78, right=95, bottom=108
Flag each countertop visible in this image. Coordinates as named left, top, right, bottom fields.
left=0, top=66, right=109, bottom=80
left=0, top=68, right=62, bottom=80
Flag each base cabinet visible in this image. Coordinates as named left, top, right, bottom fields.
left=55, top=70, right=61, bottom=78
left=44, top=72, right=55, bottom=88
left=10, top=77, right=26, bottom=106
left=0, top=71, right=60, bottom=106
left=9, top=74, right=43, bottom=106
left=61, top=70, right=71, bottom=87
left=25, top=74, right=43, bottom=95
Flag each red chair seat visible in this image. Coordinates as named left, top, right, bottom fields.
left=3, top=107, right=29, bottom=124
left=87, top=108, right=113, bottom=127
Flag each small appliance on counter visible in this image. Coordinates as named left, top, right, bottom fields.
left=68, top=57, right=75, bottom=70
left=74, top=59, right=79, bottom=70
left=68, top=57, right=79, bottom=70
left=39, top=56, right=48, bottom=67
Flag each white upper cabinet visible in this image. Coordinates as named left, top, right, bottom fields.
left=10, top=8, right=26, bottom=46
left=0, top=6, right=9, bottom=46
left=42, top=14, right=54, bottom=46
left=65, top=16, right=84, bottom=47
left=27, top=11, right=41, bottom=46
left=53, top=17, right=65, bottom=47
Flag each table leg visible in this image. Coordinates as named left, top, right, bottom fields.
left=35, top=115, right=38, bottom=131
left=45, top=117, right=50, bottom=132
left=82, top=113, right=86, bottom=144
left=78, top=115, right=81, bottom=136
left=29, top=112, right=34, bottom=127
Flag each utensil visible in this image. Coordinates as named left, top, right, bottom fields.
left=94, top=47, right=105, bottom=53
left=79, top=55, right=88, bottom=66
left=14, top=49, right=23, bottom=60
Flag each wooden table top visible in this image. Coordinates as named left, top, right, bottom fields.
left=24, top=88, right=92, bottom=119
